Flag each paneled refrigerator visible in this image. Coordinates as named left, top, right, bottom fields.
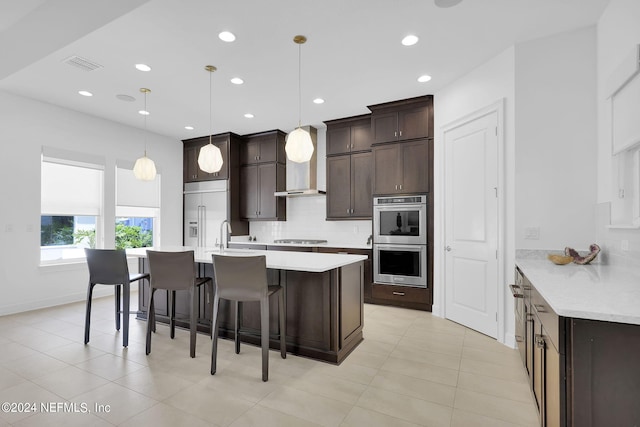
left=183, top=180, right=228, bottom=247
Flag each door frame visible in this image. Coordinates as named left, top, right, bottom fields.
left=435, top=99, right=506, bottom=343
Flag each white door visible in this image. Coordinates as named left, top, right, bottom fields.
left=444, top=111, right=499, bottom=338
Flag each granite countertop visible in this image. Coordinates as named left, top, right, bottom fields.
left=127, top=246, right=367, bottom=273
left=516, top=252, right=640, bottom=325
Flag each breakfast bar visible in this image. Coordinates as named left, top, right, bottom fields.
left=128, top=246, right=367, bottom=364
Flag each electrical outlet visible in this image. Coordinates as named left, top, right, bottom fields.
left=622, top=240, right=629, bottom=251
left=524, top=227, right=540, bottom=240
left=5, top=224, right=13, bottom=232
left=353, top=225, right=359, bottom=234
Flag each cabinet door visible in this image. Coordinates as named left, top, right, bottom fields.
left=398, top=105, right=430, bottom=140
left=351, top=121, right=372, bottom=152
left=258, top=137, right=278, bottom=163
left=184, top=145, right=199, bottom=182
left=326, top=155, right=351, bottom=218
left=372, top=144, right=400, bottom=195
left=240, top=165, right=258, bottom=219
left=326, top=127, right=351, bottom=156
left=351, top=152, right=372, bottom=218
left=371, top=112, right=399, bottom=144
left=400, top=140, right=428, bottom=193
left=241, top=140, right=260, bottom=165
left=257, top=163, right=277, bottom=218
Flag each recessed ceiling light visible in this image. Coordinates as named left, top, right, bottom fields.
left=116, top=94, right=136, bottom=102
left=313, top=98, right=325, bottom=104
left=78, top=90, right=93, bottom=97
left=244, top=113, right=254, bottom=118
left=435, top=0, right=463, bottom=8
left=135, top=63, right=151, bottom=72
left=138, top=110, right=150, bottom=116
left=230, top=77, right=244, bottom=85
left=219, top=31, right=236, bottom=42
left=185, top=126, right=194, bottom=130
left=417, top=74, right=432, bottom=83
left=401, top=35, right=419, bottom=46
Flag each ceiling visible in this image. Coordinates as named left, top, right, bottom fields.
left=0, top=0, right=609, bottom=142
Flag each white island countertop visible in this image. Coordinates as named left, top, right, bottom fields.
left=516, top=255, right=640, bottom=325
left=127, top=246, right=367, bottom=273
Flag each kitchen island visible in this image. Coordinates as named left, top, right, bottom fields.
left=128, top=246, right=367, bottom=364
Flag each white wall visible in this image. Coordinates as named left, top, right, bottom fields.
left=0, top=91, right=183, bottom=315
left=514, top=26, right=598, bottom=250
left=434, top=46, right=516, bottom=343
left=595, top=0, right=640, bottom=265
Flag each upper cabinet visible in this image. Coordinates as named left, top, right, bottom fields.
left=239, top=130, right=287, bottom=221
left=240, top=130, right=286, bottom=165
left=325, top=115, right=372, bottom=156
left=324, top=115, right=373, bottom=220
left=368, top=96, right=433, bottom=144
left=183, top=135, right=230, bottom=182
left=372, top=140, right=429, bottom=195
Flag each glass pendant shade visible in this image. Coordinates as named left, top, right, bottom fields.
left=133, top=155, right=157, bottom=181
left=285, top=127, right=314, bottom=163
left=198, top=142, right=223, bottom=173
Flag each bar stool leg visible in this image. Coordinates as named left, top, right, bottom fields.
left=122, top=283, right=130, bottom=347
left=261, top=297, right=269, bottom=382
left=211, top=293, right=220, bottom=375
left=235, top=301, right=241, bottom=354
left=84, top=282, right=95, bottom=344
left=115, top=285, right=121, bottom=331
left=145, top=288, right=155, bottom=355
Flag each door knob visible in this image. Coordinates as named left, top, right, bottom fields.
left=445, top=246, right=452, bottom=251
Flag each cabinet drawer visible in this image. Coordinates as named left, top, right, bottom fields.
left=372, top=284, right=428, bottom=303
left=531, top=285, right=560, bottom=353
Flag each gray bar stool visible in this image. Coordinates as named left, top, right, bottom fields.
left=84, top=248, right=149, bottom=347
left=146, top=250, right=213, bottom=358
left=210, top=254, right=286, bottom=382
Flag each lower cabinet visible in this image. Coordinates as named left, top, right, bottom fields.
left=514, top=267, right=640, bottom=427
left=317, top=247, right=372, bottom=301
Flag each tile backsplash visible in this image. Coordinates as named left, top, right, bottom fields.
left=248, top=196, right=372, bottom=246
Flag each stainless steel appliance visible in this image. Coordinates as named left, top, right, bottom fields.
left=373, top=195, right=428, bottom=288
left=373, top=195, right=427, bottom=245
left=374, top=244, right=427, bottom=288
left=273, top=239, right=328, bottom=244
left=184, top=180, right=228, bottom=247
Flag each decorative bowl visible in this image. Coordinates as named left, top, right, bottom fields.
left=547, top=254, right=573, bottom=265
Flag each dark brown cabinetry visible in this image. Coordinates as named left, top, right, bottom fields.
left=183, top=135, right=229, bottom=182
left=318, top=247, right=372, bottom=302
left=325, top=115, right=373, bottom=220
left=240, top=130, right=286, bottom=165
left=368, top=96, right=433, bottom=144
left=514, top=267, right=640, bottom=427
left=239, top=130, right=286, bottom=221
left=372, top=139, right=429, bottom=195
left=326, top=153, right=372, bottom=219
left=325, top=114, right=372, bottom=156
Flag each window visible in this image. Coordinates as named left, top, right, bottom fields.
left=40, top=148, right=104, bottom=263
left=115, top=164, right=160, bottom=249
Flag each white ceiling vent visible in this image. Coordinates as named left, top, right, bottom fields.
left=62, top=55, right=103, bottom=72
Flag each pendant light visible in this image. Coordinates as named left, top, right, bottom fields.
left=285, top=35, right=314, bottom=163
left=198, top=65, right=224, bottom=173
left=133, top=88, right=157, bottom=181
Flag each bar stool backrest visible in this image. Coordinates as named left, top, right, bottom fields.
left=211, top=255, right=268, bottom=301
left=85, top=249, right=129, bottom=285
left=147, top=250, right=196, bottom=291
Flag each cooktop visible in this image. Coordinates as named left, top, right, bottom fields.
left=273, top=239, right=328, bottom=245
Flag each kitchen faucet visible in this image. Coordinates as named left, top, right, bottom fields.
left=219, top=220, right=232, bottom=253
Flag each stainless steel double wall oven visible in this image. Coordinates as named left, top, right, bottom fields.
left=373, top=195, right=428, bottom=288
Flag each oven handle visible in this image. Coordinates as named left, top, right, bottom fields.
left=374, top=244, right=425, bottom=252
left=373, top=204, right=426, bottom=212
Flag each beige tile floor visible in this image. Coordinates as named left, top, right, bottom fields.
left=0, top=294, right=539, bottom=426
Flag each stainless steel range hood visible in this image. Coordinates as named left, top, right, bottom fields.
left=274, top=126, right=326, bottom=197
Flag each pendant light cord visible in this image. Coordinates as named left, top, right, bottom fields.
left=143, top=90, right=148, bottom=157
left=298, top=41, right=302, bottom=128
left=209, top=69, right=213, bottom=145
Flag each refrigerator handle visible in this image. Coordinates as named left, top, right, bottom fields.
left=197, top=205, right=203, bottom=247
left=202, top=205, right=206, bottom=247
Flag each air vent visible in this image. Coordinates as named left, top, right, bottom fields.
left=62, top=55, right=103, bottom=72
